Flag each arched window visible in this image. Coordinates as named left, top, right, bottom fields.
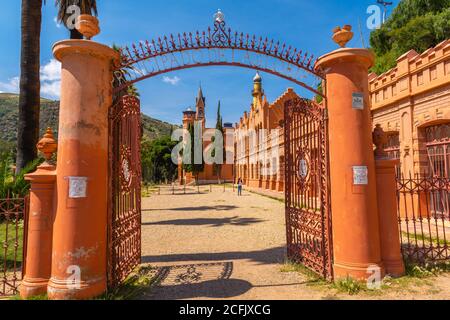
left=425, top=123, right=450, bottom=178
left=384, top=131, right=401, bottom=177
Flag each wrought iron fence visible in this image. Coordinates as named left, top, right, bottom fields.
left=0, top=195, right=29, bottom=297
left=397, top=176, right=449, bottom=263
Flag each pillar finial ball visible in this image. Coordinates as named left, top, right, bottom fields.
left=214, top=9, right=225, bottom=23
left=76, top=14, right=100, bottom=40
left=37, top=128, right=58, bottom=162
left=332, top=25, right=354, bottom=48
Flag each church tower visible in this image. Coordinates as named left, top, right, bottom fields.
left=195, top=86, right=206, bottom=128
left=252, top=72, right=264, bottom=107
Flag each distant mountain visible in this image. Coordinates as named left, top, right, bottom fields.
left=0, top=93, right=177, bottom=146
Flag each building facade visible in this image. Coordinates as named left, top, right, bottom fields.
left=178, top=40, right=450, bottom=188
left=234, top=73, right=301, bottom=193
left=178, top=87, right=235, bottom=184
left=370, top=40, right=450, bottom=178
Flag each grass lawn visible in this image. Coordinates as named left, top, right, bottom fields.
left=0, top=221, right=24, bottom=271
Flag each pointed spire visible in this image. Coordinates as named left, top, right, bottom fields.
left=197, top=85, right=204, bottom=100
left=253, top=71, right=262, bottom=83
left=196, top=84, right=205, bottom=106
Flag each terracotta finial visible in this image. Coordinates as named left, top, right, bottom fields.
left=37, top=128, right=58, bottom=162
left=332, top=25, right=354, bottom=48
left=76, top=14, right=100, bottom=40
left=373, top=124, right=388, bottom=160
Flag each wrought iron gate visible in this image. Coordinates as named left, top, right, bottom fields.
left=108, top=94, right=142, bottom=289
left=284, top=97, right=333, bottom=280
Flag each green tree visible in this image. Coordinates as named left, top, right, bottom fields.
left=370, top=0, right=450, bottom=74
left=16, top=0, right=43, bottom=174
left=141, top=136, right=178, bottom=184
left=183, top=122, right=204, bottom=185
left=212, top=101, right=225, bottom=182
left=55, top=0, right=98, bottom=39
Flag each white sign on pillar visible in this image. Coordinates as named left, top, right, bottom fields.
left=353, top=166, right=368, bottom=185
left=68, top=177, right=88, bottom=198
left=352, top=93, right=364, bottom=110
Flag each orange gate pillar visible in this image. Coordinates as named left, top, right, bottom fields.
left=315, top=26, right=385, bottom=280
left=20, top=128, right=57, bottom=299
left=373, top=125, right=405, bottom=277
left=47, top=17, right=119, bottom=299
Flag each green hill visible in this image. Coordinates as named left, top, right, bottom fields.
left=0, top=93, right=177, bottom=146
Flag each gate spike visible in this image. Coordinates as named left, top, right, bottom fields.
left=280, top=43, right=286, bottom=57
left=306, top=54, right=314, bottom=68
left=132, top=43, right=140, bottom=59
left=195, top=31, right=201, bottom=46
left=285, top=45, right=292, bottom=60
left=207, top=27, right=211, bottom=46
left=268, top=39, right=274, bottom=54
left=177, top=33, right=182, bottom=48
left=139, top=41, right=146, bottom=58
left=124, top=46, right=134, bottom=62
left=182, top=33, right=188, bottom=48
left=145, top=40, right=152, bottom=56
left=188, top=32, right=193, bottom=47
left=163, top=36, right=169, bottom=52
left=157, top=37, right=164, bottom=52
left=291, top=48, right=297, bottom=62
left=169, top=34, right=176, bottom=50
left=257, top=36, right=263, bottom=51
left=274, top=41, right=280, bottom=56
left=295, top=50, right=302, bottom=64
left=262, top=38, right=268, bottom=52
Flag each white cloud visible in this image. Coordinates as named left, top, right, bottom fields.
left=41, top=80, right=61, bottom=99
left=162, top=76, right=180, bottom=85
left=40, top=59, right=61, bottom=82
left=40, top=59, right=61, bottom=99
left=0, top=77, right=20, bottom=94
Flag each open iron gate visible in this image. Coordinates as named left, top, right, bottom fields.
left=284, top=97, right=333, bottom=280
left=107, top=94, right=142, bottom=289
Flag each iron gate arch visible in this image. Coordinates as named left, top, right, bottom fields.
left=284, top=97, right=333, bottom=280
left=112, top=11, right=326, bottom=99
left=108, top=94, right=142, bottom=289
left=107, top=11, right=331, bottom=288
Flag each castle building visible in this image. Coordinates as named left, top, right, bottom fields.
left=370, top=40, right=450, bottom=178
left=179, top=40, right=450, bottom=189
left=234, top=72, right=300, bottom=193
left=178, top=87, right=235, bottom=184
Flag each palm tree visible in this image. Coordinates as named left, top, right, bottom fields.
left=16, top=0, right=43, bottom=174
left=55, top=0, right=98, bottom=39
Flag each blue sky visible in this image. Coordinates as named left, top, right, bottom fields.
left=0, top=0, right=400, bottom=127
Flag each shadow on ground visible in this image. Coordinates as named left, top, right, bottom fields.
left=142, top=246, right=286, bottom=265
left=143, top=205, right=239, bottom=212
left=142, top=216, right=265, bottom=227
left=139, top=260, right=311, bottom=300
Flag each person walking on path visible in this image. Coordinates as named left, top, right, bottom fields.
left=237, top=178, right=243, bottom=196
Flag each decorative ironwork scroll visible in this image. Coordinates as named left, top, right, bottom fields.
left=113, top=11, right=325, bottom=98
left=284, top=97, right=333, bottom=280
left=397, top=176, right=450, bottom=263
left=108, top=95, right=142, bottom=289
